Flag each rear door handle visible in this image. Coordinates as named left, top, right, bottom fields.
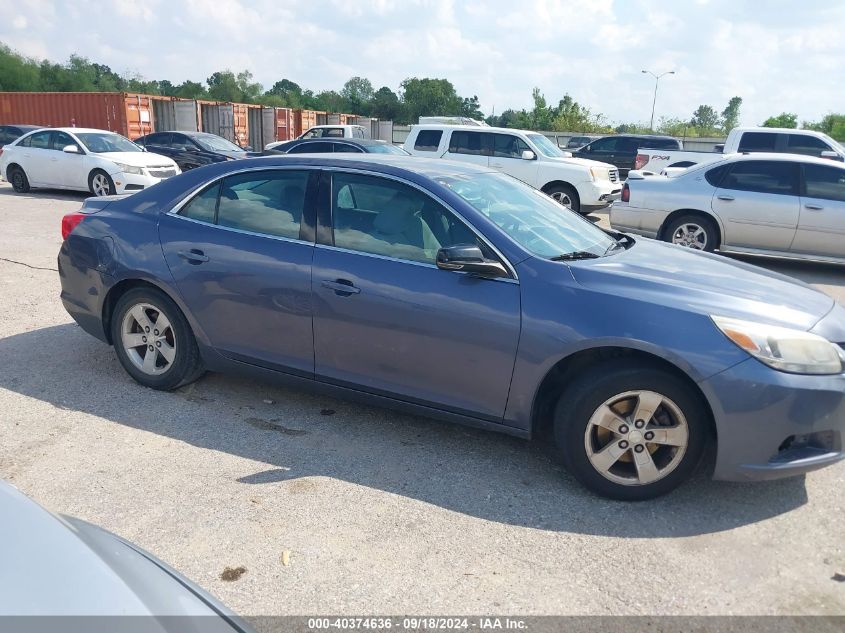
left=321, top=279, right=360, bottom=296
left=717, top=195, right=735, bottom=201
left=177, top=249, right=209, bottom=264
left=804, top=204, right=824, bottom=210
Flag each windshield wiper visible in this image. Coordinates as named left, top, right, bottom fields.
left=550, top=251, right=601, bottom=261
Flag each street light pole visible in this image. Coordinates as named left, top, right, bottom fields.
left=642, top=70, right=675, bottom=132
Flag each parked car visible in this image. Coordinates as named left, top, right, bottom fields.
left=611, top=153, right=845, bottom=264
left=0, top=480, right=252, bottom=627
left=265, top=125, right=368, bottom=150
left=134, top=131, right=248, bottom=170
left=634, top=127, right=845, bottom=174
left=573, top=134, right=681, bottom=179
left=402, top=124, right=621, bottom=214
left=264, top=138, right=410, bottom=155
left=565, top=136, right=594, bottom=149
left=58, top=155, right=845, bottom=500
left=0, top=124, right=41, bottom=148
left=0, top=127, right=180, bottom=196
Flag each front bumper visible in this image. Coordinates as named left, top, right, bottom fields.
left=700, top=358, right=845, bottom=481
left=578, top=180, right=622, bottom=209
left=109, top=169, right=179, bottom=194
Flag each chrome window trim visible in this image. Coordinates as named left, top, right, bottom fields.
left=323, top=166, right=519, bottom=281
left=167, top=213, right=312, bottom=245
left=165, top=163, right=519, bottom=281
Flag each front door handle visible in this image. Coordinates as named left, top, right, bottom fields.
left=321, top=279, right=360, bottom=296
left=804, top=204, right=824, bottom=211
left=177, top=249, right=209, bottom=264
left=717, top=195, right=735, bottom=201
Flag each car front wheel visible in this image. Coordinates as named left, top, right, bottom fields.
left=554, top=361, right=707, bottom=500
left=89, top=169, right=116, bottom=197
left=545, top=184, right=581, bottom=214
left=111, top=287, right=204, bottom=390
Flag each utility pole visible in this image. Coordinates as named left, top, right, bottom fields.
left=642, top=70, right=675, bottom=131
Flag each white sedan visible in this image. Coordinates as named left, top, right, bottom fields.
left=0, top=127, right=181, bottom=196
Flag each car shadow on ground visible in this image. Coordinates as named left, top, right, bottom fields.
left=0, top=185, right=90, bottom=201
left=0, top=323, right=810, bottom=538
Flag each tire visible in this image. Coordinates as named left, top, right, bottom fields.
left=545, top=184, right=581, bottom=213
left=111, top=287, right=204, bottom=390
left=664, top=214, right=719, bottom=252
left=8, top=166, right=30, bottom=193
left=88, top=169, right=116, bottom=197
left=553, top=360, right=708, bottom=501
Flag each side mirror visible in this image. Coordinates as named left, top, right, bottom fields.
left=521, top=150, right=536, bottom=161
left=244, top=145, right=254, bottom=152
left=821, top=150, right=843, bottom=161
left=436, top=244, right=508, bottom=278
left=62, top=144, right=81, bottom=154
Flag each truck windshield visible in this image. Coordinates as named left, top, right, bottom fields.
left=436, top=172, right=616, bottom=259
left=527, top=133, right=566, bottom=158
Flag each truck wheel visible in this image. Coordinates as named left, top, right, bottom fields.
left=664, top=214, right=719, bottom=252
left=554, top=361, right=707, bottom=501
left=545, top=184, right=581, bottom=213
left=8, top=166, right=30, bottom=193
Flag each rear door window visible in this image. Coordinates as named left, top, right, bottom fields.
left=28, top=131, right=52, bottom=149
left=737, top=132, right=778, bottom=152
left=720, top=160, right=799, bottom=196
left=414, top=130, right=443, bottom=152
left=448, top=131, right=492, bottom=156
left=217, top=170, right=309, bottom=239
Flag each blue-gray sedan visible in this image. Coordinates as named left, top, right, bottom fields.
left=58, top=155, right=845, bottom=500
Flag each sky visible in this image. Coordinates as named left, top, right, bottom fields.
left=1, top=0, right=843, bottom=127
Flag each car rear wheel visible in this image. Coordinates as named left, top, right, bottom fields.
left=546, top=184, right=581, bottom=214
left=111, top=287, right=204, bottom=390
left=9, top=166, right=30, bottom=193
left=89, top=170, right=116, bottom=197
left=664, top=214, right=718, bottom=252
left=553, top=361, right=707, bottom=500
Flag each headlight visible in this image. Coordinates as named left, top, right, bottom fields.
left=590, top=166, right=610, bottom=182
left=113, top=162, right=144, bottom=175
left=712, top=315, right=845, bottom=375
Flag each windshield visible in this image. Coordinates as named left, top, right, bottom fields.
left=527, top=133, right=566, bottom=157
left=367, top=143, right=410, bottom=155
left=437, top=172, right=616, bottom=258
left=195, top=134, right=244, bottom=152
left=75, top=132, right=141, bottom=153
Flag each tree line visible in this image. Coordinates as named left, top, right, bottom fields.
left=1, top=43, right=842, bottom=139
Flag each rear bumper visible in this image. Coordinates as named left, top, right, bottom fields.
left=609, top=202, right=666, bottom=238
left=700, top=358, right=845, bottom=481
left=58, top=244, right=111, bottom=343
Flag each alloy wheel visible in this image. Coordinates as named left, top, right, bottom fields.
left=671, top=223, right=707, bottom=250
left=91, top=173, right=111, bottom=197
left=584, top=390, right=689, bottom=486
left=120, top=303, right=177, bottom=376
left=550, top=191, right=573, bottom=209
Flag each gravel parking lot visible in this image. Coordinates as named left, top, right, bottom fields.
left=1, top=181, right=843, bottom=616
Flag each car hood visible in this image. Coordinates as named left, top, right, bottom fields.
left=211, top=149, right=248, bottom=159
left=568, top=238, right=835, bottom=331
left=0, top=482, right=233, bottom=618
left=95, top=151, right=177, bottom=168
left=545, top=155, right=616, bottom=170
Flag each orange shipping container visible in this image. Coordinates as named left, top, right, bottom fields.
left=0, top=92, right=154, bottom=138
left=275, top=107, right=294, bottom=142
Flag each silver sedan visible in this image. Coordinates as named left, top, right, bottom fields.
left=610, top=152, right=845, bottom=264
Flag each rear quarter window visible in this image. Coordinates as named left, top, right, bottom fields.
left=414, top=130, right=443, bottom=152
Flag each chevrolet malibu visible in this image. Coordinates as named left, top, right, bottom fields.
left=58, top=155, right=845, bottom=500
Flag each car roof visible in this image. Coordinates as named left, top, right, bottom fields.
left=2, top=124, right=41, bottom=129
left=244, top=154, right=494, bottom=177
left=411, top=123, right=542, bottom=135
left=728, top=152, right=845, bottom=167
left=49, top=127, right=119, bottom=134
left=292, top=138, right=390, bottom=147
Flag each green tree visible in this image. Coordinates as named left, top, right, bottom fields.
left=340, top=76, right=374, bottom=114
left=690, top=105, right=720, bottom=133
left=0, top=44, right=40, bottom=90
left=369, top=86, right=401, bottom=121
left=399, top=77, right=462, bottom=124
left=206, top=71, right=241, bottom=101
left=721, top=96, right=742, bottom=133
left=265, top=78, right=304, bottom=107
left=174, top=80, right=206, bottom=98
left=312, top=90, right=345, bottom=112
left=460, top=95, right=483, bottom=120
left=803, top=113, right=845, bottom=140
left=762, top=112, right=798, bottom=128
left=236, top=70, right=262, bottom=102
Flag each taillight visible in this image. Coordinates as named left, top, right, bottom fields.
left=621, top=184, right=630, bottom=203
left=61, top=212, right=86, bottom=240
left=634, top=153, right=649, bottom=170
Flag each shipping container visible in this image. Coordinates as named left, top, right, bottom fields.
left=294, top=109, right=317, bottom=138
left=275, top=107, right=294, bottom=142
left=247, top=105, right=276, bottom=150
left=151, top=97, right=199, bottom=133
left=199, top=101, right=249, bottom=147
left=0, top=92, right=153, bottom=138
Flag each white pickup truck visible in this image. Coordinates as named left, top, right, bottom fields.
left=635, top=127, right=845, bottom=174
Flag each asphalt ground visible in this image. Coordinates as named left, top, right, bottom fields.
left=0, top=183, right=843, bottom=616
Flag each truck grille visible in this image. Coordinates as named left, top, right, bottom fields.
left=609, top=169, right=619, bottom=183
left=149, top=168, right=177, bottom=179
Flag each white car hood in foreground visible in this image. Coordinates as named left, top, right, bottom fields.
left=92, top=151, right=176, bottom=168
